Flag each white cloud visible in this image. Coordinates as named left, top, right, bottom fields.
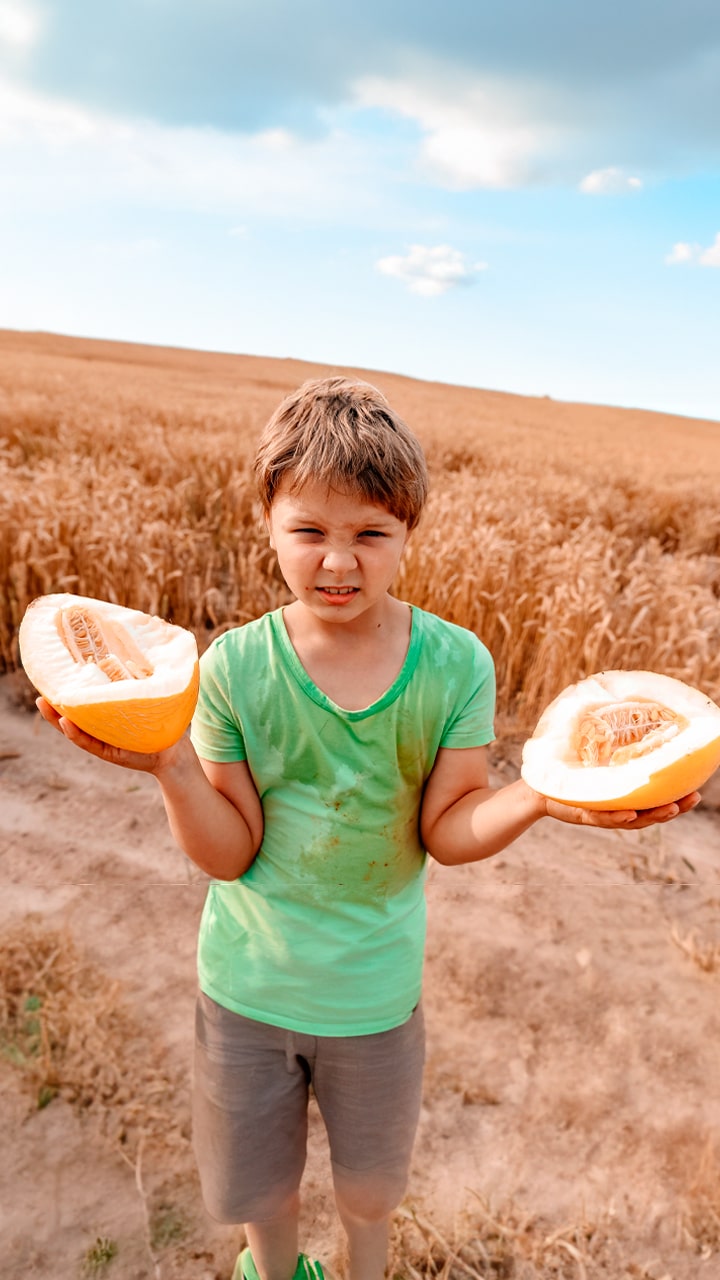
left=0, top=74, right=380, bottom=219
left=700, top=233, right=720, bottom=267
left=0, top=75, right=106, bottom=141
left=376, top=244, right=487, bottom=296
left=665, top=241, right=699, bottom=265
left=579, top=167, right=642, bottom=195
left=252, top=127, right=295, bottom=151
left=665, top=234, right=720, bottom=267
left=355, top=73, right=556, bottom=190
left=0, top=1, right=43, bottom=49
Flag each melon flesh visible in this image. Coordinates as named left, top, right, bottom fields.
left=521, top=670, right=720, bottom=810
left=19, top=593, right=200, bottom=753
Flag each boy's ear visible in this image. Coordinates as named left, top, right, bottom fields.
left=265, top=511, right=276, bottom=550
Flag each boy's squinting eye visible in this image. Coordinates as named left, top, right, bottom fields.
left=291, top=527, right=388, bottom=538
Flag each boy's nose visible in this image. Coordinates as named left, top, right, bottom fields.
left=322, top=546, right=358, bottom=573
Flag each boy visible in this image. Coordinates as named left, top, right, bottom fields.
left=37, top=377, right=699, bottom=1280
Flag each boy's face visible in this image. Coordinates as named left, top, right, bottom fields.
left=267, top=476, right=409, bottom=624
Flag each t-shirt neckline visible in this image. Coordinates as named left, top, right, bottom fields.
left=271, top=604, right=422, bottom=719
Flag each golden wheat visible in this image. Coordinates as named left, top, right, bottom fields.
left=2, top=333, right=720, bottom=734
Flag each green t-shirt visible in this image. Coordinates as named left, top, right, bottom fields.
left=190, top=605, right=495, bottom=1035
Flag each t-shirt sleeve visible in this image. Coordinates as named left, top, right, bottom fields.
left=439, top=633, right=496, bottom=749
left=190, top=635, right=248, bottom=762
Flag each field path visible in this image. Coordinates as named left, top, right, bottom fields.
left=1, top=673, right=719, bottom=1279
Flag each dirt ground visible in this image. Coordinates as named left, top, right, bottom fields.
left=1, top=670, right=719, bottom=1280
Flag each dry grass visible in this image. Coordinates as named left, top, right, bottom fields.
left=680, top=1140, right=720, bottom=1258
left=391, top=1197, right=639, bottom=1278
left=0, top=914, right=188, bottom=1157
left=671, top=923, right=720, bottom=974
left=2, top=330, right=720, bottom=737
left=391, top=1167, right=720, bottom=1277
left=2, top=913, right=717, bottom=1276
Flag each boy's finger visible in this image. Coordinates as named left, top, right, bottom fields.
left=550, top=790, right=702, bottom=829
left=589, top=808, right=638, bottom=827
left=623, top=794, right=701, bottom=826
left=37, top=696, right=168, bottom=773
left=36, top=695, right=61, bottom=724
left=57, top=716, right=103, bottom=747
left=59, top=715, right=167, bottom=773
left=56, top=716, right=127, bottom=761
left=546, top=801, right=637, bottom=827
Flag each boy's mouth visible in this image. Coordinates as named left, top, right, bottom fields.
left=315, top=586, right=359, bottom=601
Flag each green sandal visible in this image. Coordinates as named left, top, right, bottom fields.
left=234, top=1247, right=325, bottom=1280
left=295, top=1258, right=325, bottom=1280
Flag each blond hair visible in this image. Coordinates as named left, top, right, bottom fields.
left=254, top=377, right=429, bottom=530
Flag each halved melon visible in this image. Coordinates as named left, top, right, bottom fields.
left=19, top=593, right=199, bottom=753
left=521, top=670, right=720, bottom=810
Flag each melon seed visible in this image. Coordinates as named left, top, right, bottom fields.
left=576, top=701, right=687, bottom=767
left=57, top=606, right=153, bottom=682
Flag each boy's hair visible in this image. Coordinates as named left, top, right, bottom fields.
left=254, top=377, right=429, bottom=530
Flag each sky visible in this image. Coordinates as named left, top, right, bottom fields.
left=1, top=1, right=719, bottom=422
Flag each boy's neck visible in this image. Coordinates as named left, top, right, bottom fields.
left=282, top=595, right=412, bottom=710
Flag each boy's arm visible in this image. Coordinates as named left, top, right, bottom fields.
left=420, top=746, right=544, bottom=865
left=155, top=746, right=264, bottom=880
left=36, top=698, right=263, bottom=880
left=420, top=745, right=700, bottom=866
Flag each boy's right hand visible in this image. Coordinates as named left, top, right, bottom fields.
left=35, top=696, right=185, bottom=776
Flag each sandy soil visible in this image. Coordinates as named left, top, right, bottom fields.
left=1, top=669, right=719, bottom=1280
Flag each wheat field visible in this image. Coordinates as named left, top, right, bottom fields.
left=2, top=329, right=720, bottom=735
left=2, top=330, right=720, bottom=1278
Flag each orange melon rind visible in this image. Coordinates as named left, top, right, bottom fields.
left=521, top=670, right=720, bottom=811
left=19, top=593, right=200, bottom=753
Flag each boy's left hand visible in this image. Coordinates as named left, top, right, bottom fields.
left=545, top=791, right=702, bottom=829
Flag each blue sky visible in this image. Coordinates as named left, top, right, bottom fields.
left=1, top=1, right=719, bottom=421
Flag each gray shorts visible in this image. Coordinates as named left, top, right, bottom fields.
left=192, top=992, right=425, bottom=1224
